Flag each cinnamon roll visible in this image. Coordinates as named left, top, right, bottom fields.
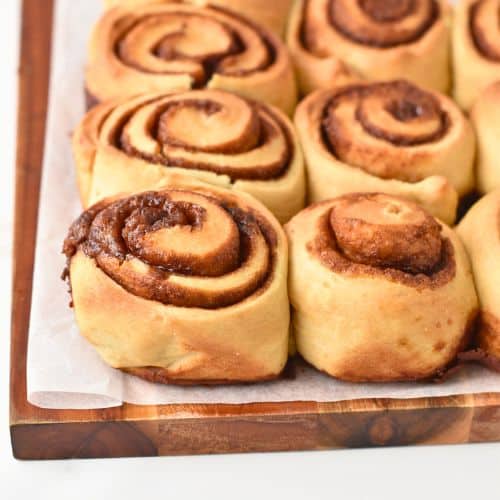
left=63, top=184, right=289, bottom=384
left=285, top=193, right=478, bottom=382
left=287, top=0, right=451, bottom=95
left=457, top=190, right=500, bottom=368
left=72, top=89, right=305, bottom=223
left=470, top=82, right=500, bottom=193
left=294, top=80, right=476, bottom=225
left=453, top=0, right=500, bottom=110
left=102, top=0, right=294, bottom=37
left=86, top=2, right=297, bottom=114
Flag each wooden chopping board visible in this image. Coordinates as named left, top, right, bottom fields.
left=10, top=0, right=500, bottom=460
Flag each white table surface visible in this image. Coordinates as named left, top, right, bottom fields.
left=1, top=1, right=499, bottom=498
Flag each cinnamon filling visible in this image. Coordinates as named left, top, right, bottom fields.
left=302, top=0, right=439, bottom=51
left=330, top=195, right=442, bottom=273
left=469, top=0, right=500, bottom=62
left=113, top=9, right=277, bottom=87
left=359, top=0, right=415, bottom=22
left=105, top=92, right=292, bottom=182
left=321, top=80, right=449, bottom=181
left=63, top=190, right=277, bottom=308
left=307, top=193, right=456, bottom=289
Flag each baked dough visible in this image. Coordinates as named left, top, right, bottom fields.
left=86, top=2, right=297, bottom=114
left=285, top=192, right=478, bottom=382
left=452, top=0, right=500, bottom=110
left=457, top=190, right=500, bottom=363
left=72, top=89, right=305, bottom=223
left=287, top=0, right=451, bottom=95
left=102, top=0, right=294, bottom=37
left=294, top=80, right=475, bottom=224
left=63, top=183, right=290, bottom=383
left=470, top=82, right=500, bottom=193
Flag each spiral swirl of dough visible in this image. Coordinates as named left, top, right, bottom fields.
left=294, top=80, right=475, bottom=223
left=286, top=0, right=450, bottom=94
left=106, top=90, right=293, bottom=181
left=321, top=81, right=450, bottom=182
left=86, top=2, right=297, bottom=113
left=306, top=193, right=454, bottom=286
left=64, top=188, right=278, bottom=309
left=72, top=89, right=305, bottom=223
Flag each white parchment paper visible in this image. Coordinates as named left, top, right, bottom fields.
left=27, top=0, right=500, bottom=409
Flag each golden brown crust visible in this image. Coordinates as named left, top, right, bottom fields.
left=286, top=192, right=478, bottom=382
left=102, top=0, right=294, bottom=37
left=458, top=348, right=500, bottom=373
left=121, top=354, right=298, bottom=384
left=327, top=194, right=444, bottom=274
left=452, top=0, right=500, bottom=110
left=86, top=3, right=297, bottom=114
left=65, top=183, right=290, bottom=383
left=121, top=365, right=281, bottom=385
left=306, top=194, right=455, bottom=289
left=72, top=89, right=305, bottom=223
left=294, top=80, right=475, bottom=224
left=287, top=0, right=451, bottom=94
left=479, top=312, right=500, bottom=358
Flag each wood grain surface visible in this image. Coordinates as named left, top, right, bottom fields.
left=10, top=0, right=500, bottom=460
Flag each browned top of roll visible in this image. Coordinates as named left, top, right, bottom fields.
left=99, top=4, right=279, bottom=86
left=307, top=193, right=455, bottom=288
left=98, top=90, right=294, bottom=181
left=302, top=0, right=440, bottom=50
left=320, top=80, right=449, bottom=181
left=469, top=0, right=500, bottom=62
left=63, top=189, right=278, bottom=308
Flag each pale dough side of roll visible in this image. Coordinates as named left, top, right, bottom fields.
left=452, top=0, right=500, bottom=110
left=470, top=82, right=500, bottom=193
left=457, top=190, right=500, bottom=359
left=71, top=250, right=289, bottom=381
left=286, top=0, right=359, bottom=95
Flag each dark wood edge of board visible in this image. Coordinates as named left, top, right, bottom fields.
left=10, top=0, right=500, bottom=460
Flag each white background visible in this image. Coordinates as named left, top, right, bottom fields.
left=1, top=1, right=499, bottom=498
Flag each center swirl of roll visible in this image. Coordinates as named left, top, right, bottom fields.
left=306, top=193, right=456, bottom=287
left=329, top=194, right=442, bottom=273
left=63, top=190, right=276, bottom=308
left=105, top=90, right=292, bottom=181
left=329, top=0, right=438, bottom=47
left=322, top=80, right=449, bottom=181
left=470, top=0, right=500, bottom=61
left=115, top=6, right=275, bottom=86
